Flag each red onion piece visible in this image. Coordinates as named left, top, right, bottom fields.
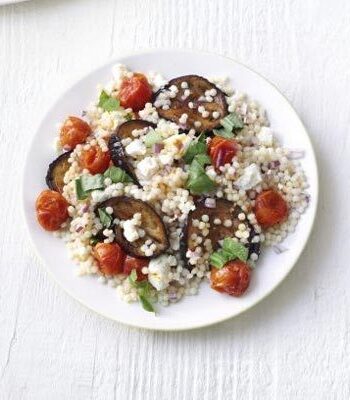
left=81, top=205, right=89, bottom=213
left=287, top=149, right=305, bottom=160
left=273, top=244, right=288, bottom=254
left=268, top=160, right=281, bottom=169
left=153, top=143, right=164, bottom=154
left=76, top=226, right=84, bottom=233
left=164, top=165, right=172, bottom=173
left=204, top=198, right=216, bottom=208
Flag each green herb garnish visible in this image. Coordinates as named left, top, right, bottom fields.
left=210, top=238, right=248, bottom=269
left=129, top=269, right=155, bottom=313
left=98, top=90, right=120, bottom=112
left=144, top=129, right=163, bottom=147
left=210, top=250, right=231, bottom=269
left=213, top=128, right=235, bottom=139
left=186, top=154, right=216, bottom=195
left=75, top=174, right=104, bottom=200
left=103, top=166, right=133, bottom=183
left=183, top=132, right=207, bottom=164
left=220, top=112, right=244, bottom=131
left=222, top=237, right=248, bottom=262
left=75, top=178, right=88, bottom=200
left=90, top=235, right=100, bottom=246
left=97, top=208, right=112, bottom=228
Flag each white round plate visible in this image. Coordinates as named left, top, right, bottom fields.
left=0, top=0, right=29, bottom=5
left=22, top=50, right=318, bottom=331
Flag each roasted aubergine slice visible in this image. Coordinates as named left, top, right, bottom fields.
left=183, top=198, right=260, bottom=267
left=45, top=151, right=72, bottom=193
left=153, top=75, right=228, bottom=132
left=96, top=196, right=169, bottom=258
left=108, top=120, right=155, bottom=186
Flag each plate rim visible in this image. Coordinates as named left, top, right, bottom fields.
left=22, top=48, right=319, bottom=331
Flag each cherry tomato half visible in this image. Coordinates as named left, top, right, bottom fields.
left=208, top=136, right=238, bottom=171
left=123, top=257, right=149, bottom=281
left=93, top=243, right=126, bottom=276
left=79, top=145, right=111, bottom=174
left=36, top=190, right=69, bottom=231
left=60, top=116, right=91, bottom=150
left=119, top=73, right=153, bottom=111
left=254, top=189, right=288, bottom=228
left=210, top=260, right=251, bottom=297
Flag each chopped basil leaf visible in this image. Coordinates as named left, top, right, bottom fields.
left=90, top=235, right=100, bottom=246
left=194, top=153, right=211, bottom=167
left=183, top=132, right=207, bottom=164
left=209, top=250, right=231, bottom=269
left=186, top=155, right=216, bottom=195
left=98, top=90, right=120, bottom=112
left=222, top=238, right=248, bottom=262
left=139, top=294, right=155, bottom=313
left=210, top=237, right=249, bottom=269
left=213, top=128, right=235, bottom=139
left=75, top=174, right=104, bottom=200
left=144, top=129, right=163, bottom=147
left=81, top=174, right=104, bottom=191
left=129, top=269, right=155, bottom=313
left=129, top=269, right=138, bottom=284
left=98, top=208, right=112, bottom=228
left=104, top=166, right=133, bottom=183
left=220, top=112, right=244, bottom=132
left=75, top=178, right=88, bottom=200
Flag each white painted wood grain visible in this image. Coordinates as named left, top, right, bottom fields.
left=1, top=0, right=350, bottom=398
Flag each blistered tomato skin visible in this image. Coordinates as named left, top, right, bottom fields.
left=123, top=257, right=149, bottom=281
left=254, top=189, right=288, bottom=228
left=36, top=190, right=69, bottom=231
left=208, top=136, right=238, bottom=171
left=79, top=145, right=111, bottom=174
left=210, top=260, right=251, bottom=296
left=119, top=73, right=153, bottom=112
left=60, top=116, right=91, bottom=150
left=93, top=243, right=126, bottom=276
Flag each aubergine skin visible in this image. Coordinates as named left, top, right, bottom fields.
left=182, top=198, right=260, bottom=269
left=116, top=119, right=156, bottom=140
left=153, top=75, right=228, bottom=132
left=45, top=151, right=72, bottom=193
left=108, top=135, right=140, bottom=186
left=96, top=196, right=169, bottom=258
left=108, top=120, right=156, bottom=187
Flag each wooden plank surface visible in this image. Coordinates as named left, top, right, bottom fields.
left=1, top=0, right=350, bottom=398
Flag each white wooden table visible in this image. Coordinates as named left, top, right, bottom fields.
left=1, top=1, right=350, bottom=399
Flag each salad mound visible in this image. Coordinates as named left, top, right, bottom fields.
left=35, top=64, right=309, bottom=312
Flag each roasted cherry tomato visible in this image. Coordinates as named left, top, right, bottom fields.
left=93, top=243, right=126, bottom=276
left=210, top=260, right=251, bottom=296
left=36, top=189, right=69, bottom=231
left=123, top=257, right=149, bottom=281
left=79, top=145, right=111, bottom=174
left=254, top=189, right=288, bottom=228
left=60, top=116, right=91, bottom=150
left=119, top=73, right=153, bottom=111
left=208, top=136, right=238, bottom=171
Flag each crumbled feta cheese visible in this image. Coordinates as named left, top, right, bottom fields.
left=137, top=156, right=158, bottom=178
left=257, top=127, right=274, bottom=146
left=148, top=255, right=177, bottom=291
left=125, top=139, right=146, bottom=157
left=122, top=213, right=143, bottom=242
left=234, top=164, right=262, bottom=190
left=158, top=153, right=174, bottom=166
left=179, top=113, right=188, bottom=124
